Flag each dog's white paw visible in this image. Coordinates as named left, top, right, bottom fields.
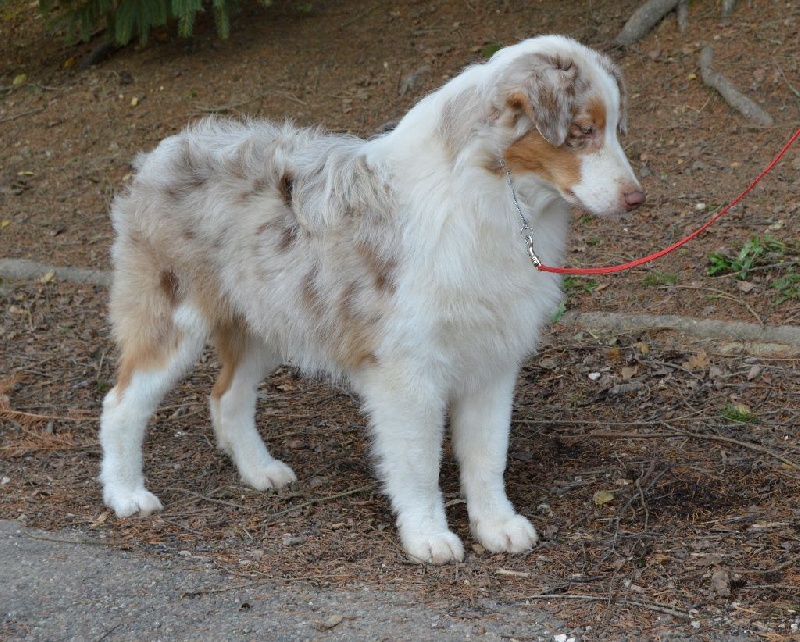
left=104, top=487, right=164, bottom=518
left=402, top=530, right=465, bottom=564
left=473, top=514, right=538, bottom=553
left=240, top=459, right=297, bottom=491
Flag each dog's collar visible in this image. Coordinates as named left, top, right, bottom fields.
left=498, top=157, right=542, bottom=268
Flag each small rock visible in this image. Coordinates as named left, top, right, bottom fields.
left=321, top=614, right=343, bottom=629
left=711, top=568, right=731, bottom=597
left=736, top=281, right=756, bottom=293
left=282, top=533, right=306, bottom=547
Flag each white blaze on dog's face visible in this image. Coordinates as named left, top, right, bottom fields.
left=501, top=51, right=645, bottom=217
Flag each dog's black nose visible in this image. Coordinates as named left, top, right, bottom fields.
left=624, top=188, right=646, bottom=211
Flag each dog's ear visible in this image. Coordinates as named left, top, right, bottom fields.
left=600, top=57, right=628, bottom=135
left=505, top=53, right=579, bottom=147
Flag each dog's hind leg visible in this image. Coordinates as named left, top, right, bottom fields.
left=209, top=327, right=296, bottom=491
left=450, top=368, right=539, bottom=553
left=100, top=303, right=208, bottom=518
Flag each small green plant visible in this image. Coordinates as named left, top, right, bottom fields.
left=480, top=43, right=503, bottom=59
left=707, top=236, right=787, bottom=280
left=771, top=273, right=800, bottom=303
left=642, top=272, right=678, bottom=287
left=554, top=277, right=599, bottom=324
left=707, top=235, right=799, bottom=305
left=295, top=2, right=313, bottom=15
left=563, top=276, right=599, bottom=294
left=722, top=403, right=758, bottom=424
left=551, top=300, right=567, bottom=324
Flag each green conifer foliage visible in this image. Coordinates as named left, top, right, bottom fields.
left=31, top=0, right=272, bottom=45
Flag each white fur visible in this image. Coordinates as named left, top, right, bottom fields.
left=99, top=36, right=642, bottom=563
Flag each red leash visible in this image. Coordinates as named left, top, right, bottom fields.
left=536, top=127, right=800, bottom=276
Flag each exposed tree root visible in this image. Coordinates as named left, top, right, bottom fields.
left=699, top=46, right=774, bottom=126
left=614, top=0, right=681, bottom=47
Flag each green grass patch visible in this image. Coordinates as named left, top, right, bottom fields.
left=642, top=272, right=678, bottom=287
left=563, top=276, right=599, bottom=294
left=722, top=403, right=758, bottom=424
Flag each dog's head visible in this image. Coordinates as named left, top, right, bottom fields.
left=493, top=38, right=644, bottom=217
left=439, top=37, right=644, bottom=217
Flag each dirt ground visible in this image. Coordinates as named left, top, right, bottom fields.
left=1, top=0, right=799, bottom=639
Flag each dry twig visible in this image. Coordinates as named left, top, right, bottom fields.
left=264, top=484, right=377, bottom=524
left=554, top=429, right=798, bottom=470
left=0, top=106, right=46, bottom=124
left=523, top=594, right=691, bottom=619
left=0, top=408, right=98, bottom=424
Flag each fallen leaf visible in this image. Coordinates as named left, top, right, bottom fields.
left=621, top=366, right=637, bottom=380
left=593, top=490, right=615, bottom=506
left=1, top=220, right=9, bottom=229
left=682, top=349, right=710, bottom=371
left=648, top=553, right=671, bottom=565
left=13, top=73, right=27, bottom=86
left=40, top=270, right=55, bottom=283
left=633, top=342, right=650, bottom=355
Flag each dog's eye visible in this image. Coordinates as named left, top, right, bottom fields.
left=579, top=125, right=595, bottom=136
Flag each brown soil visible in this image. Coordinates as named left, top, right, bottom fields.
left=1, top=1, right=798, bottom=639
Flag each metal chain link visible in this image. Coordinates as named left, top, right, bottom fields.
left=498, top=157, right=542, bottom=269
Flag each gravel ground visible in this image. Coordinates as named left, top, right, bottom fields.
left=1, top=520, right=582, bottom=642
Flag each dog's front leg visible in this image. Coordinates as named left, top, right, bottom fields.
left=450, top=368, right=539, bottom=553
left=359, top=373, right=463, bottom=564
